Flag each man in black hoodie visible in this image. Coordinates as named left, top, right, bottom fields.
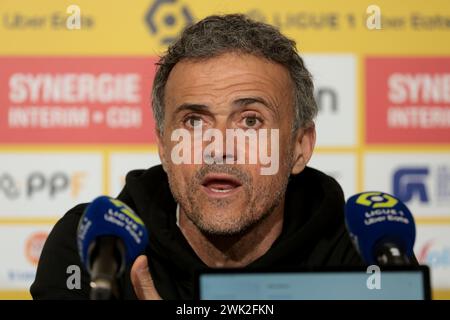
left=31, top=14, right=363, bottom=300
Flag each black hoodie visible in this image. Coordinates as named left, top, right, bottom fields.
left=30, top=165, right=364, bottom=300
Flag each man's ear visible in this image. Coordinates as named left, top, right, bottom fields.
left=156, top=128, right=168, bottom=173
left=291, top=123, right=316, bottom=175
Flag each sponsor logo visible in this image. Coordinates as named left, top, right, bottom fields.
left=353, top=192, right=411, bottom=227
left=393, top=167, right=429, bottom=203
left=316, top=87, right=339, bottom=114
left=393, top=165, right=450, bottom=206
left=144, top=0, right=194, bottom=45
left=415, top=226, right=450, bottom=289
left=0, top=225, right=53, bottom=288
left=244, top=9, right=340, bottom=31
left=0, top=153, right=102, bottom=217
left=364, top=154, right=450, bottom=216
left=356, top=192, right=398, bottom=208
left=1, top=8, right=94, bottom=30
left=418, top=239, right=450, bottom=269
left=366, top=57, right=450, bottom=144
left=24, top=232, right=48, bottom=266
left=0, top=57, right=157, bottom=143
left=0, top=171, right=86, bottom=200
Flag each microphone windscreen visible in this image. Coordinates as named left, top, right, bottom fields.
left=345, top=191, right=416, bottom=264
left=77, top=196, right=149, bottom=272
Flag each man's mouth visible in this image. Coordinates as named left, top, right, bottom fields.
left=201, top=173, right=242, bottom=197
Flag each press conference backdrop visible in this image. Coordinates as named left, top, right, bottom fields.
left=0, top=0, right=449, bottom=299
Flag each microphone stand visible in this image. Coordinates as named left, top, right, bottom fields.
left=89, top=236, right=125, bottom=300
left=374, top=242, right=411, bottom=266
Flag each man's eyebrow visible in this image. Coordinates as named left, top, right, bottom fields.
left=172, top=97, right=278, bottom=119
left=233, top=97, right=278, bottom=115
left=173, top=103, right=212, bottom=117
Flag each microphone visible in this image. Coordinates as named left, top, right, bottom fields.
left=77, top=196, right=149, bottom=300
left=344, top=191, right=416, bottom=266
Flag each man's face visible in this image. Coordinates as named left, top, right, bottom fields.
left=157, top=52, right=314, bottom=236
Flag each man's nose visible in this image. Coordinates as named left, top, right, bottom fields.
left=211, top=121, right=237, bottom=164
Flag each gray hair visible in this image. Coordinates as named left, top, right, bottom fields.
left=152, top=14, right=317, bottom=133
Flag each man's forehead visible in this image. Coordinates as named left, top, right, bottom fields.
left=164, top=52, right=293, bottom=105
left=168, top=52, right=290, bottom=79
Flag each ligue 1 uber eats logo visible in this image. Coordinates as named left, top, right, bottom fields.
left=356, top=192, right=398, bottom=209
left=145, top=0, right=194, bottom=45
left=356, top=192, right=410, bottom=226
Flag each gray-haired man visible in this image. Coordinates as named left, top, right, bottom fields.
left=32, top=14, right=362, bottom=300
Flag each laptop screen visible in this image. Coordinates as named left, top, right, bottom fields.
left=197, top=267, right=430, bottom=300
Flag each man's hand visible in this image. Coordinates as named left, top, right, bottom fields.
left=130, top=255, right=162, bottom=300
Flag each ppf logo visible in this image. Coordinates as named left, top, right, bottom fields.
left=0, top=171, right=86, bottom=200
left=144, top=0, right=194, bottom=45
left=393, top=165, right=450, bottom=206
left=0, top=153, right=102, bottom=218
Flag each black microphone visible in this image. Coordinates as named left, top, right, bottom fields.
left=345, top=191, right=416, bottom=266
left=77, top=196, right=149, bottom=299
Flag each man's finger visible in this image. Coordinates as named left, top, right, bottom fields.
left=130, top=255, right=162, bottom=300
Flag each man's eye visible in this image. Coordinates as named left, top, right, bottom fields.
left=243, top=116, right=262, bottom=128
left=185, top=116, right=203, bottom=128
